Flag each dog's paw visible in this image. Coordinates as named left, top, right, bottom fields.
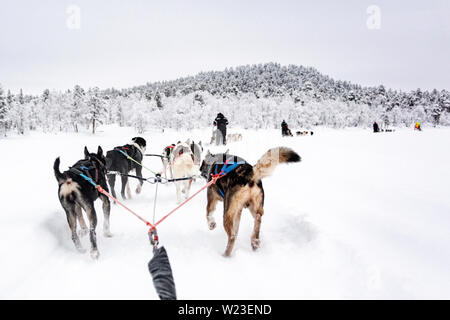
left=251, top=238, right=261, bottom=250
left=222, top=250, right=232, bottom=258
left=135, top=186, right=142, bottom=194
left=208, top=221, right=216, bottom=230
left=90, top=249, right=100, bottom=260
left=104, top=231, right=113, bottom=238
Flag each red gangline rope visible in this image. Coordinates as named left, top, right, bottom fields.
left=153, top=173, right=224, bottom=228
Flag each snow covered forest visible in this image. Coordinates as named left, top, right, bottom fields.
left=1, top=62, right=449, bottom=137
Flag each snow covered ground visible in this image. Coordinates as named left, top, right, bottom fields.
left=0, top=125, right=449, bottom=299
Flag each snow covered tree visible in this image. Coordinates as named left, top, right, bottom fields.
left=0, top=85, right=8, bottom=137
left=71, top=85, right=86, bottom=132
left=86, top=87, right=106, bottom=134
left=0, top=63, right=448, bottom=133
left=155, top=91, right=163, bottom=110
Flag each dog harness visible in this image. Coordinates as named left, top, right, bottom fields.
left=69, top=160, right=100, bottom=188
left=116, top=145, right=139, bottom=157
left=211, top=159, right=245, bottom=198
left=114, top=145, right=145, bottom=169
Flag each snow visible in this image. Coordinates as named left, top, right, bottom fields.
left=1, top=125, right=449, bottom=299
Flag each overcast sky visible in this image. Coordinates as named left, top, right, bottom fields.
left=1, top=0, right=449, bottom=94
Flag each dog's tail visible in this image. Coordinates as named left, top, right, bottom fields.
left=54, top=157, right=66, bottom=184
left=252, top=147, right=301, bottom=181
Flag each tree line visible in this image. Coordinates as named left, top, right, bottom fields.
left=1, top=63, right=449, bottom=137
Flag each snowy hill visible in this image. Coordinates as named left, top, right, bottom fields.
left=1, top=125, right=449, bottom=299
left=1, top=63, right=450, bottom=139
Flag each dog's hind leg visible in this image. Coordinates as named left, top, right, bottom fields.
left=126, top=180, right=132, bottom=199
left=206, top=187, right=220, bottom=230
left=135, top=166, right=143, bottom=194
left=63, top=204, right=85, bottom=253
left=162, top=159, right=167, bottom=179
left=78, top=200, right=99, bottom=259
left=175, top=181, right=182, bottom=204
left=107, top=174, right=117, bottom=200
left=74, top=203, right=88, bottom=237
left=222, top=190, right=246, bottom=257
left=169, top=164, right=174, bottom=180
left=120, top=175, right=128, bottom=200
left=249, top=204, right=264, bottom=251
left=100, top=193, right=113, bottom=237
left=185, top=179, right=193, bottom=199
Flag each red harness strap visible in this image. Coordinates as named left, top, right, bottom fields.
left=95, top=185, right=155, bottom=229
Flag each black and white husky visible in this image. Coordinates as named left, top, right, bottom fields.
left=161, top=143, right=175, bottom=179
left=53, top=146, right=112, bottom=259
left=105, top=137, right=146, bottom=200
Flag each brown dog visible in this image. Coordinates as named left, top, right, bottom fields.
left=200, top=147, right=301, bottom=256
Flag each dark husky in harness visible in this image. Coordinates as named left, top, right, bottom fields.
left=200, top=147, right=301, bottom=257
left=53, top=146, right=112, bottom=259
left=106, top=137, right=146, bottom=200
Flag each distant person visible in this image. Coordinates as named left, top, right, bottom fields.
left=213, top=113, right=228, bottom=145
left=414, top=122, right=422, bottom=131
left=373, top=122, right=380, bottom=133
left=281, top=120, right=292, bottom=137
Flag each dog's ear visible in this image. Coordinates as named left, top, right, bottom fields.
left=97, top=146, right=103, bottom=157
left=206, top=149, right=211, bottom=157
left=84, top=146, right=90, bottom=159
left=198, top=141, right=202, bottom=146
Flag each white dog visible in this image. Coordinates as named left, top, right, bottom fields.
left=226, top=133, right=243, bottom=143
left=171, top=141, right=196, bottom=203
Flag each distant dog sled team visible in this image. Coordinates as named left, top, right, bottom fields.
left=54, top=112, right=301, bottom=258
left=281, top=120, right=313, bottom=137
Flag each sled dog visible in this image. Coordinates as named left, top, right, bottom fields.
left=53, top=146, right=112, bottom=259
left=105, top=137, right=146, bottom=200
left=161, top=143, right=175, bottom=179
left=189, top=139, right=203, bottom=168
left=172, top=141, right=196, bottom=203
left=200, top=147, right=301, bottom=257
left=227, top=133, right=243, bottom=142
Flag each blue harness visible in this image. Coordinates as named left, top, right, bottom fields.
left=69, top=165, right=98, bottom=188
left=212, top=160, right=245, bottom=198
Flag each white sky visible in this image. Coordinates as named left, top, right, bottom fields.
left=1, top=0, right=449, bottom=94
